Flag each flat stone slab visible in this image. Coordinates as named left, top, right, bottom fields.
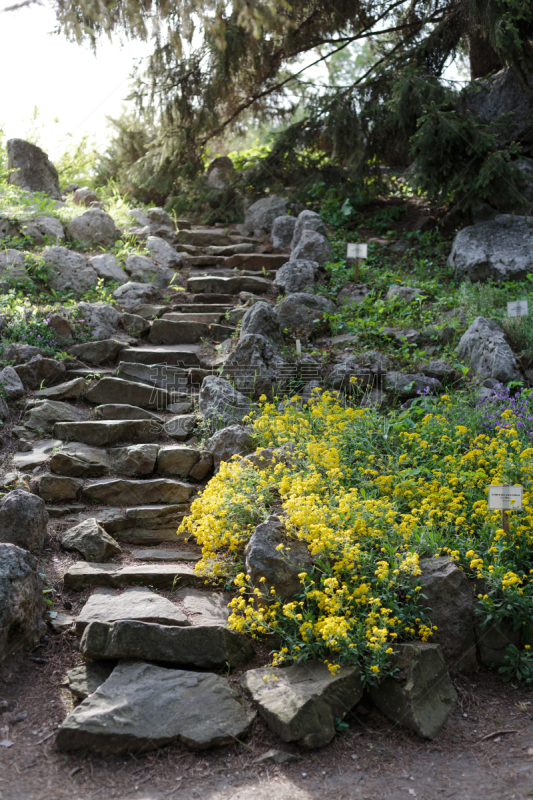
left=83, top=478, right=194, bottom=505
left=162, top=312, right=223, bottom=324
left=37, top=377, right=86, bottom=401
left=75, top=586, right=189, bottom=634
left=174, top=587, right=230, bottom=625
left=187, top=275, right=270, bottom=295
left=63, top=562, right=201, bottom=591
left=95, top=404, right=163, bottom=421
left=66, top=662, right=115, bottom=699
left=80, top=619, right=254, bottom=668
left=12, top=439, right=62, bottom=470
left=116, top=361, right=189, bottom=391
left=54, top=420, right=162, bottom=446
left=118, top=345, right=201, bottom=367
left=149, top=320, right=234, bottom=345
left=132, top=548, right=201, bottom=562
left=223, top=253, right=287, bottom=271
left=85, top=377, right=169, bottom=409
left=65, top=504, right=190, bottom=545
left=240, top=661, right=363, bottom=748
left=56, top=661, right=255, bottom=754
left=49, top=442, right=111, bottom=477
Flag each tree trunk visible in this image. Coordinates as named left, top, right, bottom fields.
left=468, top=29, right=503, bottom=80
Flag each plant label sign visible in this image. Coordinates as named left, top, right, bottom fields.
left=507, top=300, right=528, bottom=318
left=488, top=485, right=523, bottom=510
left=347, top=243, right=368, bottom=260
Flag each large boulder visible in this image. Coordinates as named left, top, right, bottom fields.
left=56, top=661, right=256, bottom=754
left=112, top=281, right=161, bottom=311
left=290, top=230, right=333, bottom=266
left=271, top=215, right=296, bottom=250
left=2, top=343, right=43, bottom=364
left=370, top=642, right=457, bottom=740
left=448, top=215, right=533, bottom=282
left=0, top=489, right=48, bottom=554
left=384, top=372, right=444, bottom=399
left=244, top=514, right=312, bottom=600
left=222, top=334, right=288, bottom=398
left=275, top=293, right=335, bottom=336
left=22, top=399, right=85, bottom=433
left=240, top=661, right=363, bottom=748
left=198, top=376, right=252, bottom=431
left=68, top=339, right=127, bottom=365
left=205, top=425, right=254, bottom=471
left=77, top=302, right=122, bottom=341
left=291, top=210, right=328, bottom=250
left=22, top=215, right=65, bottom=245
left=42, top=247, right=98, bottom=293
left=462, top=68, right=533, bottom=149
left=145, top=236, right=183, bottom=270
left=239, top=301, right=283, bottom=345
left=125, top=254, right=173, bottom=289
left=419, top=557, right=476, bottom=671
left=0, top=543, right=46, bottom=662
left=243, top=196, right=290, bottom=237
left=88, top=254, right=128, bottom=284
left=109, top=444, right=159, bottom=477
left=0, top=249, right=29, bottom=282
left=0, top=366, right=24, bottom=400
left=273, top=259, right=317, bottom=294
left=60, top=519, right=122, bottom=562
left=206, top=156, right=236, bottom=189
left=67, top=209, right=118, bottom=248
left=14, top=355, right=66, bottom=390
left=327, top=351, right=392, bottom=392
left=7, top=139, right=61, bottom=199
left=456, top=316, right=521, bottom=382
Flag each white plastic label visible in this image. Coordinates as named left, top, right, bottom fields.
left=295, top=339, right=301, bottom=354
left=507, top=300, right=528, bottom=318
left=347, top=243, right=368, bottom=260
left=488, top=485, right=523, bottom=510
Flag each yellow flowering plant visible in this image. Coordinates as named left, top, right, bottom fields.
left=179, top=389, right=533, bottom=685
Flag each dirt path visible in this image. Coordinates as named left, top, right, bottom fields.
left=1, top=642, right=532, bottom=800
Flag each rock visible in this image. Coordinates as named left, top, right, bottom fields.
left=420, top=360, right=461, bottom=384
left=205, top=425, right=254, bottom=472
left=273, top=259, right=317, bottom=294
left=254, top=749, right=300, bottom=765
left=174, top=587, right=230, bottom=625
left=64, top=561, right=200, bottom=591
left=225, top=306, right=248, bottom=325
left=112, top=281, right=161, bottom=311
left=78, top=505, right=188, bottom=547
left=67, top=209, right=117, bottom=248
left=338, top=284, right=370, bottom=306
left=43, top=247, right=98, bottom=293
left=56, top=661, right=255, bottom=754
left=148, top=318, right=229, bottom=345
left=121, top=313, right=151, bottom=338
left=0, top=396, right=8, bottom=421
left=60, top=519, right=121, bottom=562
left=133, top=548, right=201, bottom=563
left=75, top=586, right=188, bottom=635
left=73, top=187, right=98, bottom=207
left=157, top=446, right=200, bottom=477
left=50, top=442, right=111, bottom=478
left=119, top=344, right=200, bottom=367
left=68, top=339, right=126, bottom=365
left=413, top=216, right=437, bottom=233
left=198, top=376, right=252, bottom=431
left=0, top=490, right=48, bottom=554
left=49, top=611, right=76, bottom=632
left=47, top=314, right=73, bottom=343
left=291, top=210, right=328, bottom=249
left=55, top=419, right=162, bottom=447
left=116, top=361, right=188, bottom=391
left=130, top=303, right=170, bottom=320
left=88, top=254, right=128, bottom=284
left=291, top=230, right=333, bottom=266
left=125, top=254, right=173, bottom=290
left=77, top=302, right=122, bottom=341
left=456, top=317, right=521, bottom=383
left=419, top=557, right=476, bottom=671
left=474, top=614, right=521, bottom=667
left=146, top=207, right=175, bottom=231
left=66, top=662, right=115, bottom=700
left=37, top=377, right=86, bottom=400
left=7, top=138, right=61, bottom=198
left=167, top=401, right=194, bottom=414
left=449, top=215, right=533, bottom=281
left=271, top=215, right=296, bottom=249
left=146, top=236, right=183, bottom=270
left=2, top=344, right=43, bottom=365
left=12, top=439, right=62, bottom=471
left=82, top=478, right=194, bottom=505
left=109, top=444, right=159, bottom=477
left=188, top=451, right=214, bottom=481
left=384, top=372, right=444, bottom=399
left=369, top=642, right=457, bottom=739
left=80, top=618, right=254, bottom=668
left=240, top=661, right=362, bottom=748
left=187, top=274, right=271, bottom=295
left=462, top=67, right=533, bottom=149
left=239, top=301, right=283, bottom=345
left=243, top=196, right=290, bottom=237
left=207, top=156, right=235, bottom=188
left=95, top=404, right=162, bottom=422
left=178, top=229, right=231, bottom=247
left=275, top=293, right=335, bottom=336
left=0, top=543, right=46, bottom=661
left=14, top=356, right=66, bottom=390
left=0, top=366, right=24, bottom=399
left=163, top=414, right=197, bottom=441
left=21, top=215, right=65, bottom=245
left=244, top=514, right=312, bottom=600
left=39, top=475, right=83, bottom=502
left=22, top=399, right=85, bottom=433
left=386, top=285, right=422, bottom=302
left=327, top=351, right=392, bottom=392
left=85, top=376, right=168, bottom=409
left=0, top=249, right=29, bottom=281
left=223, top=334, right=287, bottom=399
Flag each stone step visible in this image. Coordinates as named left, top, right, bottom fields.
left=64, top=504, right=189, bottom=544
left=173, top=304, right=233, bottom=313
left=205, top=243, right=255, bottom=256
left=75, top=586, right=190, bottom=635
left=148, top=319, right=234, bottom=345
left=36, top=377, right=86, bottom=401
left=189, top=293, right=237, bottom=304
left=132, top=548, right=201, bottom=562
left=82, top=477, right=195, bottom=505
left=187, top=255, right=224, bottom=267
left=187, top=274, right=271, bottom=295
left=161, top=312, right=223, bottom=324
left=66, top=368, right=114, bottom=380
left=116, top=361, right=188, bottom=391
left=95, top=404, right=163, bottom=422
left=84, top=377, right=169, bottom=409
left=54, top=420, right=161, bottom=447
left=223, top=253, right=287, bottom=271
left=131, top=303, right=171, bottom=319
left=50, top=442, right=112, bottom=477
left=118, top=344, right=201, bottom=366
left=63, top=562, right=201, bottom=590
left=177, top=229, right=232, bottom=247
left=12, top=439, right=63, bottom=470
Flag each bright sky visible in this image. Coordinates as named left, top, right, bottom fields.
left=0, top=2, right=152, bottom=156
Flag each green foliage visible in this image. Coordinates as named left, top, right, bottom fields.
left=55, top=134, right=100, bottom=190
left=0, top=296, right=66, bottom=358
left=498, top=644, right=533, bottom=688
